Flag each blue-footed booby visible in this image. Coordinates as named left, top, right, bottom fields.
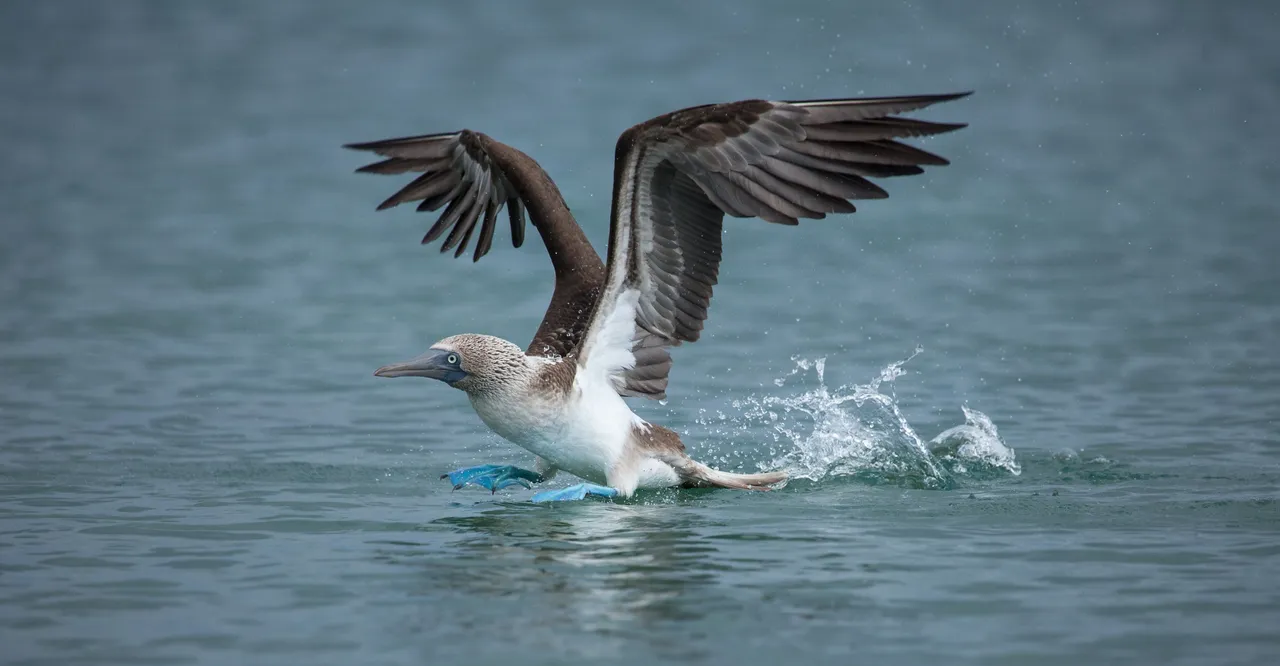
left=347, top=93, right=968, bottom=501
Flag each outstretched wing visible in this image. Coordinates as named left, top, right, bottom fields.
left=346, top=130, right=606, bottom=358
left=575, top=93, right=969, bottom=400
left=345, top=130, right=527, bottom=262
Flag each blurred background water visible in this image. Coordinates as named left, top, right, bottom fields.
left=2, top=1, right=1278, bottom=664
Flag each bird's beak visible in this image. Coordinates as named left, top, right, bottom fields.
left=373, top=349, right=459, bottom=381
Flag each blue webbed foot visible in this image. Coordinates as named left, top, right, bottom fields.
left=441, top=464, right=543, bottom=493
left=530, top=483, right=619, bottom=503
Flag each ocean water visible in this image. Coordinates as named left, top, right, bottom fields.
left=2, top=1, right=1278, bottom=664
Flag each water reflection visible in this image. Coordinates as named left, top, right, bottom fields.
left=371, top=501, right=739, bottom=659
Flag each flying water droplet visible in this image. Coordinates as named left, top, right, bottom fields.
left=698, top=350, right=1019, bottom=490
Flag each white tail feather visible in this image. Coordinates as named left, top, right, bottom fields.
left=655, top=452, right=787, bottom=490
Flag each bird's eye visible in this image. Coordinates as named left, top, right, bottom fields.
left=447, top=354, right=459, bottom=365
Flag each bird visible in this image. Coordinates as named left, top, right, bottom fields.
left=345, top=92, right=968, bottom=501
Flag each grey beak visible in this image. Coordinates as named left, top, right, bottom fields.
left=373, top=349, right=463, bottom=382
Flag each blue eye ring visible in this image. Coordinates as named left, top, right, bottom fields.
left=446, top=354, right=459, bottom=365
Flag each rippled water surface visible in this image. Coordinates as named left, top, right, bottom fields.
left=3, top=1, right=1278, bottom=664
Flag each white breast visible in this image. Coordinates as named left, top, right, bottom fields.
left=468, top=363, right=636, bottom=486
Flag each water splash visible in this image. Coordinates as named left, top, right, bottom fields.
left=929, top=406, right=1022, bottom=478
left=700, top=350, right=1019, bottom=490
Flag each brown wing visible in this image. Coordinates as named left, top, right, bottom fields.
left=344, top=131, right=528, bottom=261
left=345, top=130, right=605, bottom=357
left=576, top=93, right=969, bottom=400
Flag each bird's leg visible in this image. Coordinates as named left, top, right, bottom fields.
left=534, top=456, right=559, bottom=481
left=530, top=483, right=619, bottom=503
left=441, top=464, right=546, bottom=493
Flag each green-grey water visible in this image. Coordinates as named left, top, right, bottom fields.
left=3, top=1, right=1278, bottom=664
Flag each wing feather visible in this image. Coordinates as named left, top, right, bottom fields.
left=346, top=130, right=525, bottom=262
left=472, top=199, right=501, bottom=262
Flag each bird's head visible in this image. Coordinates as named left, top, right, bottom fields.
left=373, top=334, right=525, bottom=394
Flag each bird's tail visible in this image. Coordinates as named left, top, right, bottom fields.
left=660, top=454, right=787, bottom=491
